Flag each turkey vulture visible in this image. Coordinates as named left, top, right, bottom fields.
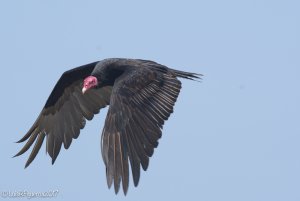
left=15, top=58, right=201, bottom=195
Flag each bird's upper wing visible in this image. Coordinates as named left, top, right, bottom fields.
left=101, top=67, right=182, bottom=194
left=15, top=62, right=112, bottom=167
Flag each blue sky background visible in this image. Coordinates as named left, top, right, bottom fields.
left=1, top=0, right=300, bottom=200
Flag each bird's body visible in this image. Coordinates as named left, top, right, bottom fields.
left=15, top=58, right=201, bottom=195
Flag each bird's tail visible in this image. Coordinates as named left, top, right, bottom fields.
left=171, top=69, right=203, bottom=81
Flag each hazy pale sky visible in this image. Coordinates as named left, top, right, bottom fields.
left=1, top=0, right=300, bottom=200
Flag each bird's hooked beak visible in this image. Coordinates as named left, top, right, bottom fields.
left=82, top=87, right=87, bottom=94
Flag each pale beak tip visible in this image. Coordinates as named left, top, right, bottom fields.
left=82, top=87, right=87, bottom=94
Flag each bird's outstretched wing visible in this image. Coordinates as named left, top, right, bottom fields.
left=101, top=68, right=182, bottom=194
left=15, top=62, right=112, bottom=167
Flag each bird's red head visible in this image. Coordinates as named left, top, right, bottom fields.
left=82, top=76, right=98, bottom=94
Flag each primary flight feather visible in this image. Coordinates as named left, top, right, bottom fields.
left=15, top=58, right=201, bottom=195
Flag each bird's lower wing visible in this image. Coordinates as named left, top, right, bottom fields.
left=101, top=69, right=182, bottom=195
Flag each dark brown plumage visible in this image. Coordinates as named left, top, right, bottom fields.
left=15, top=58, right=201, bottom=195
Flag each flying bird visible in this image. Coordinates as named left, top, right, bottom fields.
left=15, top=58, right=201, bottom=195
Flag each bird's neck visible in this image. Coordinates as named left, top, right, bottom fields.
left=98, top=67, right=127, bottom=87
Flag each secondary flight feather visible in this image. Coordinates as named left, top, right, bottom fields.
left=15, top=58, right=202, bottom=195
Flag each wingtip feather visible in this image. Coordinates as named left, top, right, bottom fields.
left=16, top=126, right=37, bottom=143
left=24, top=133, right=45, bottom=168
